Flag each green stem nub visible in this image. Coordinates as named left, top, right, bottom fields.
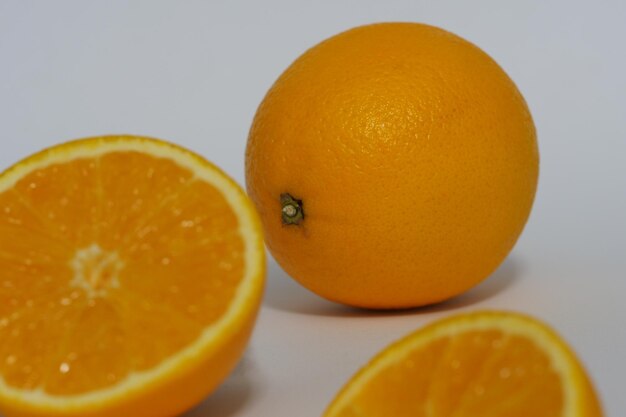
left=280, top=193, right=304, bottom=225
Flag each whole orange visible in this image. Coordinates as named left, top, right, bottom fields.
left=245, top=23, right=539, bottom=309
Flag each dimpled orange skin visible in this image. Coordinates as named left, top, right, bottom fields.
left=245, top=23, right=539, bottom=309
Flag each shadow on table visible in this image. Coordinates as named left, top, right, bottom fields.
left=183, top=356, right=255, bottom=417
left=263, top=256, right=523, bottom=318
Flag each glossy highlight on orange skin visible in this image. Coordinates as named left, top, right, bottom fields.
left=324, top=311, right=603, bottom=417
left=0, top=136, right=265, bottom=417
left=246, top=22, right=539, bottom=308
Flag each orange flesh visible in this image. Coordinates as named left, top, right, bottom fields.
left=341, top=330, right=563, bottom=417
left=0, top=151, right=244, bottom=395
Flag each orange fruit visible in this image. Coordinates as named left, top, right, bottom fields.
left=324, top=311, right=603, bottom=417
left=245, top=22, right=539, bottom=308
left=0, top=136, right=265, bottom=417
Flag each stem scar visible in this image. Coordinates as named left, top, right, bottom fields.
left=280, top=193, right=304, bottom=225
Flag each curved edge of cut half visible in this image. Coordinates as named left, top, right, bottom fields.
left=324, top=310, right=602, bottom=417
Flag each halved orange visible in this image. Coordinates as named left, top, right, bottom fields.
left=0, top=136, right=265, bottom=417
left=324, top=311, right=602, bottom=417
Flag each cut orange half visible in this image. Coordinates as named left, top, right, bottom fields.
left=324, top=311, right=602, bottom=417
left=0, top=136, right=265, bottom=417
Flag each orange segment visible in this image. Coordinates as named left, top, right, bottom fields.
left=324, top=311, right=603, bottom=417
left=0, top=136, right=265, bottom=417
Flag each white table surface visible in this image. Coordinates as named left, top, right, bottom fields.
left=1, top=1, right=625, bottom=416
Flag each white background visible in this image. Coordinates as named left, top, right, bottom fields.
left=1, top=1, right=625, bottom=416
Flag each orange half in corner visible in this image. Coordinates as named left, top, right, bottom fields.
left=324, top=311, right=602, bottom=417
